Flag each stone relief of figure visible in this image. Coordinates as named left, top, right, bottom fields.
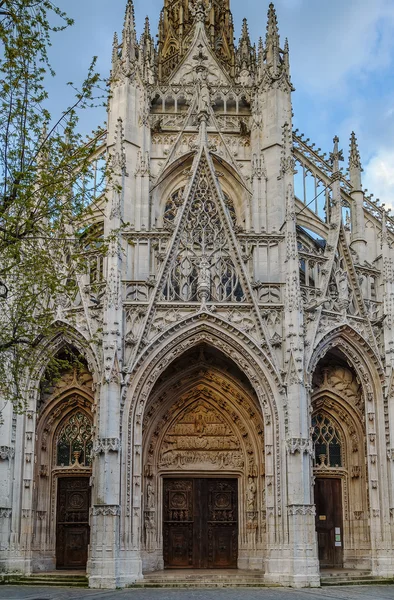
left=334, top=266, right=351, bottom=309
left=247, top=476, right=257, bottom=511
left=146, top=480, right=155, bottom=509
left=196, top=68, right=210, bottom=116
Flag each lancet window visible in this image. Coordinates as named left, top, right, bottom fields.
left=312, top=413, right=342, bottom=468
left=56, top=411, right=93, bottom=467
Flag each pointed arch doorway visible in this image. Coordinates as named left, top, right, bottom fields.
left=311, top=350, right=369, bottom=570
left=141, top=344, right=266, bottom=572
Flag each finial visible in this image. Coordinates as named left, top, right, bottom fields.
left=266, top=3, right=279, bottom=45
left=382, top=207, right=389, bottom=248
left=265, top=3, right=280, bottom=75
left=123, top=0, right=135, bottom=36
left=122, top=0, right=136, bottom=62
left=112, top=31, right=119, bottom=67
left=144, top=15, right=151, bottom=37
left=349, top=131, right=363, bottom=190
left=330, top=136, right=344, bottom=178
left=241, top=18, right=249, bottom=39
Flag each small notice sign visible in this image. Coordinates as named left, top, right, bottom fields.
left=319, top=515, right=326, bottom=521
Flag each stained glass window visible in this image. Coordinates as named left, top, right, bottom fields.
left=312, top=413, right=342, bottom=468
left=56, top=411, right=93, bottom=467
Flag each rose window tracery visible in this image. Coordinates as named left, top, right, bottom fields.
left=312, top=413, right=342, bottom=468
left=56, top=411, right=93, bottom=467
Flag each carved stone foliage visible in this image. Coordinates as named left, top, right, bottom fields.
left=286, top=438, right=313, bottom=456
left=93, top=438, right=120, bottom=455
left=0, top=446, right=14, bottom=460
left=313, top=365, right=363, bottom=414
left=288, top=504, right=316, bottom=516
left=92, top=504, right=121, bottom=517
left=159, top=401, right=244, bottom=469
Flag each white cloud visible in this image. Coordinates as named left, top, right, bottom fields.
left=262, top=0, right=394, bottom=95
left=364, top=150, right=394, bottom=210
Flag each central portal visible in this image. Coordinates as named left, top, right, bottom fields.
left=163, top=478, right=238, bottom=569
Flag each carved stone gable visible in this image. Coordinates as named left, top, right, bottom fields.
left=161, top=154, right=244, bottom=303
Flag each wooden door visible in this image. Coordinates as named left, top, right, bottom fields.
left=314, top=478, right=343, bottom=568
left=56, top=477, right=91, bottom=569
left=163, top=478, right=238, bottom=569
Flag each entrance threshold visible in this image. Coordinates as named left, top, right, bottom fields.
left=138, top=569, right=267, bottom=588
left=320, top=568, right=390, bottom=587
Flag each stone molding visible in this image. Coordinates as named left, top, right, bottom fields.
left=0, top=446, right=15, bottom=460
left=0, top=507, right=12, bottom=518
left=93, top=437, right=120, bottom=455
left=92, top=504, right=121, bottom=516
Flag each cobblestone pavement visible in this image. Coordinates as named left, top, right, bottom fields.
left=0, top=586, right=394, bottom=600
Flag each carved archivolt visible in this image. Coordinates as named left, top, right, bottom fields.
left=139, top=355, right=269, bottom=555
left=143, top=370, right=265, bottom=477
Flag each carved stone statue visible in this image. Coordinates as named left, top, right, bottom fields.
left=247, top=476, right=257, bottom=511
left=146, top=481, right=155, bottom=509
left=334, top=266, right=350, bottom=309
left=196, top=68, right=210, bottom=116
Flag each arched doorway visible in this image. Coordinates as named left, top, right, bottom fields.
left=311, top=351, right=369, bottom=570
left=33, top=349, right=94, bottom=571
left=140, top=345, right=266, bottom=572
left=54, top=410, right=93, bottom=569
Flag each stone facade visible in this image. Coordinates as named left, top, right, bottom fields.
left=1, top=0, right=394, bottom=590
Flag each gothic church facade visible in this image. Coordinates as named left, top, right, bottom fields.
left=1, top=0, right=394, bottom=589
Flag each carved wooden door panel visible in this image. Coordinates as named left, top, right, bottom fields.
left=207, top=479, right=238, bottom=568
left=163, top=478, right=238, bottom=569
left=314, top=478, right=343, bottom=568
left=56, top=477, right=91, bottom=569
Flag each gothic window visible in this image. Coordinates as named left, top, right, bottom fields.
left=56, top=411, right=93, bottom=467
left=164, top=188, right=184, bottom=226
left=162, top=162, right=244, bottom=303
left=312, top=413, right=342, bottom=468
left=163, top=187, right=237, bottom=228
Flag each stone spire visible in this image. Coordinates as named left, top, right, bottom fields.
left=348, top=132, right=366, bottom=262
left=158, top=0, right=235, bottom=81
left=257, top=3, right=293, bottom=90
left=349, top=131, right=363, bottom=191
left=122, top=0, right=137, bottom=69
left=112, top=31, right=120, bottom=72
left=236, top=18, right=255, bottom=82
left=139, top=16, right=155, bottom=83
left=265, top=2, right=280, bottom=76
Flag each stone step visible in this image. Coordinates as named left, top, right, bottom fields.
left=321, top=571, right=371, bottom=578
left=144, top=575, right=266, bottom=581
left=2, top=574, right=89, bottom=588
left=134, top=582, right=271, bottom=588
left=321, top=577, right=394, bottom=587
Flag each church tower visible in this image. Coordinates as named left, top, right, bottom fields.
left=1, top=0, right=394, bottom=591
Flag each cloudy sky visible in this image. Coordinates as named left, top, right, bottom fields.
left=49, top=0, right=394, bottom=207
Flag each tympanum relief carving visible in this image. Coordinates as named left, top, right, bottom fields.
left=159, top=402, right=244, bottom=469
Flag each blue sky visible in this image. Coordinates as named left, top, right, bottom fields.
left=49, top=0, right=394, bottom=208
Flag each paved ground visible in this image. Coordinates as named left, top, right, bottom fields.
left=0, top=586, right=394, bottom=600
